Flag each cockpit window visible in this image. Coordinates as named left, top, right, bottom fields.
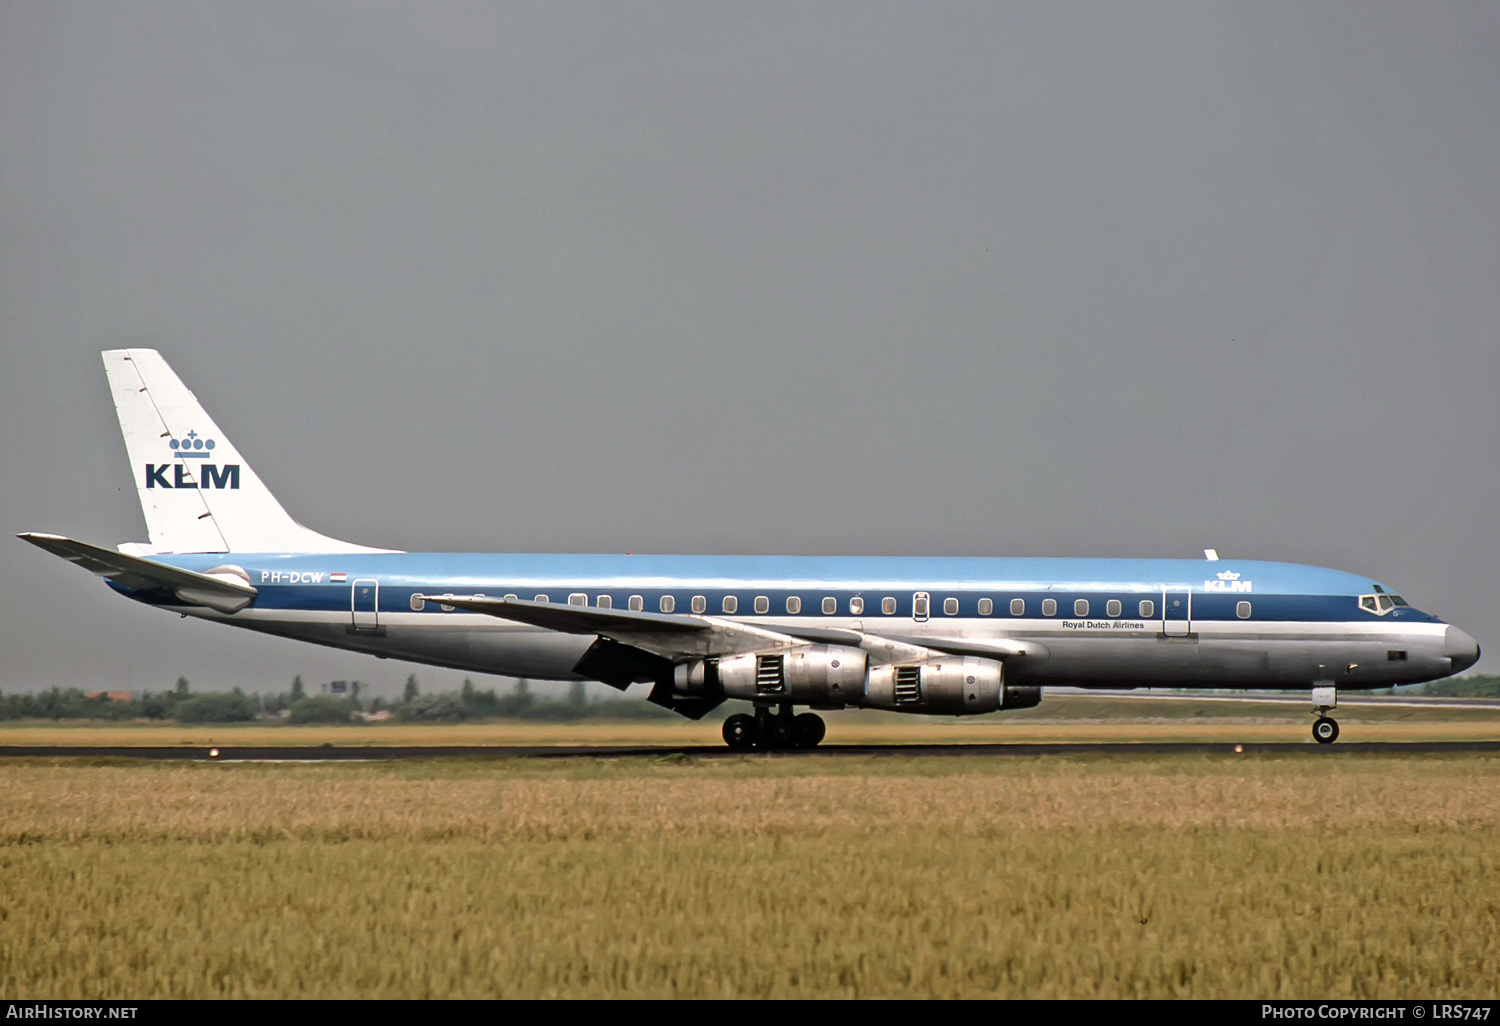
left=1359, top=593, right=1406, bottom=616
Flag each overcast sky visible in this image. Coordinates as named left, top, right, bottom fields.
left=3, top=1, right=1497, bottom=697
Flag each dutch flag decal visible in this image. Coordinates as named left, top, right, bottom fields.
left=330, top=572, right=347, bottom=583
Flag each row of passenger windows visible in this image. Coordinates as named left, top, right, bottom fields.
left=411, top=592, right=1254, bottom=619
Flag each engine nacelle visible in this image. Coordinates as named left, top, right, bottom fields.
left=673, top=645, right=868, bottom=708
left=865, top=656, right=999, bottom=714
left=863, top=656, right=1037, bottom=715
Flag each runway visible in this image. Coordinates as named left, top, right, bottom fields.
left=2, top=740, right=1498, bottom=761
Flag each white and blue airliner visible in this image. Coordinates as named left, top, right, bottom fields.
left=22, top=350, right=1480, bottom=747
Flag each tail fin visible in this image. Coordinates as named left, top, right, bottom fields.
left=104, top=349, right=391, bottom=554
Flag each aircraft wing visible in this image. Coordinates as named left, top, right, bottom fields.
left=422, top=595, right=797, bottom=658
left=424, top=594, right=1048, bottom=665
left=19, top=532, right=257, bottom=613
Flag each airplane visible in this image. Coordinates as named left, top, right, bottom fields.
left=20, top=350, right=1481, bottom=748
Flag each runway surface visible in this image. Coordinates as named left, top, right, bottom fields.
left=1, top=740, right=1497, bottom=760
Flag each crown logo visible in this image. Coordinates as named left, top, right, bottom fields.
left=168, top=429, right=217, bottom=459
left=1217, top=570, right=1241, bottom=581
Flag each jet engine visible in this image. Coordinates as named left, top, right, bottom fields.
left=673, top=645, right=868, bottom=708
left=865, top=656, right=1041, bottom=715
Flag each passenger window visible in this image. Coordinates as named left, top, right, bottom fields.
left=534, top=594, right=549, bottom=604
left=1139, top=599, right=1154, bottom=618
left=943, top=597, right=959, bottom=615
left=691, top=595, right=706, bottom=613
left=660, top=595, right=675, bottom=613
left=1237, top=601, right=1252, bottom=619
left=850, top=596, right=865, bottom=615
left=628, top=595, right=643, bottom=612
left=1074, top=599, right=1089, bottom=617
left=786, top=596, right=801, bottom=614
left=1106, top=599, right=1121, bottom=617
left=722, top=595, right=738, bottom=614
left=440, top=594, right=455, bottom=611
left=1011, top=598, right=1025, bottom=616
left=978, top=598, right=993, bottom=616
left=597, top=595, right=612, bottom=609
left=1042, top=599, right=1057, bottom=616
left=569, top=593, right=587, bottom=607
left=913, top=595, right=929, bottom=618
left=822, top=597, right=836, bottom=615
left=881, top=597, right=896, bottom=615
left=755, top=596, right=769, bottom=614
left=410, top=594, right=426, bottom=611
left=504, top=593, right=518, bottom=602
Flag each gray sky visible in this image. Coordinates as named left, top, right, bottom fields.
left=3, top=1, right=1497, bottom=697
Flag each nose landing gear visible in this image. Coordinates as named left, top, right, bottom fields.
left=1310, top=683, right=1339, bottom=744
left=721, top=705, right=826, bottom=750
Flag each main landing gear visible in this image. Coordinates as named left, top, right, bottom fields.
left=722, top=705, right=826, bottom=751
left=1310, top=683, right=1339, bottom=744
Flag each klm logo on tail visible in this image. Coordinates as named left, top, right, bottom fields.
left=145, top=431, right=240, bottom=490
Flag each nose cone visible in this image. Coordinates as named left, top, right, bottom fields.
left=1444, top=626, right=1480, bottom=674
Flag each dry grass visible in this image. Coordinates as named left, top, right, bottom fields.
left=1, top=754, right=1498, bottom=998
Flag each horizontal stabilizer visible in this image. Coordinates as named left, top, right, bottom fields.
left=19, top=533, right=257, bottom=613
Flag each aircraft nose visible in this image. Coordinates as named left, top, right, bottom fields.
left=1444, top=626, right=1480, bottom=674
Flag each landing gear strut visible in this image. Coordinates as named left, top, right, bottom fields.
left=1310, top=683, right=1339, bottom=744
left=721, top=705, right=825, bottom=750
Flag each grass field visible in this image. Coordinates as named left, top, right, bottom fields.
left=2, top=752, right=1498, bottom=998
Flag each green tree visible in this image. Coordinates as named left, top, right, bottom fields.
left=290, top=675, right=306, bottom=703
left=175, top=676, right=190, bottom=697
left=403, top=674, right=420, bottom=703
left=567, top=680, right=587, bottom=709
left=175, top=692, right=257, bottom=723
left=288, top=695, right=355, bottom=724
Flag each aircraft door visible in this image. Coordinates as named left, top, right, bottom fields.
left=352, top=578, right=380, bottom=631
left=1160, top=588, right=1192, bottom=637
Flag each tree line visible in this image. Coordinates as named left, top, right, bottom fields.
left=0, top=674, right=675, bottom=724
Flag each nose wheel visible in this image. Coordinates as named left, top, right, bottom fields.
left=1312, top=716, right=1340, bottom=744
left=721, top=707, right=825, bottom=750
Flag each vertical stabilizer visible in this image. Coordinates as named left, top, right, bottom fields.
left=103, top=349, right=390, bottom=554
